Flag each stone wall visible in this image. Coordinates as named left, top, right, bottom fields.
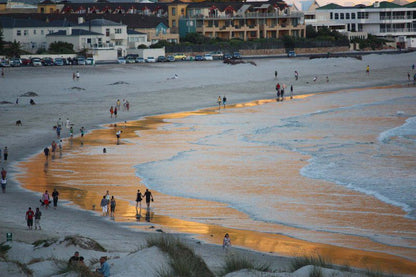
left=240, top=46, right=350, bottom=56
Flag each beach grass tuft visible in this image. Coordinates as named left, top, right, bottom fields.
left=290, top=255, right=332, bottom=272
left=62, top=235, right=106, bottom=252
left=218, top=253, right=271, bottom=276
left=14, top=260, right=34, bottom=276
left=56, top=257, right=95, bottom=277
left=147, top=234, right=215, bottom=277
left=0, top=242, right=11, bottom=259
left=310, top=266, right=323, bottom=277
left=32, top=238, right=58, bottom=247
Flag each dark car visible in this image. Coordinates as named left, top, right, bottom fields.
left=223, top=53, right=232, bottom=60
left=42, top=58, right=54, bottom=66
left=194, top=55, right=204, bottom=61
left=166, top=55, right=175, bottom=62
left=10, top=58, right=22, bottom=67
left=233, top=52, right=241, bottom=59
left=157, top=56, right=167, bottom=62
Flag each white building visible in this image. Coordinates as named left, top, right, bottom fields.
left=314, top=1, right=416, bottom=39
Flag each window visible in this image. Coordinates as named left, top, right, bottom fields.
left=358, top=23, right=363, bottom=31
left=172, top=20, right=176, bottom=27
left=41, top=30, right=44, bottom=35
left=106, top=28, right=110, bottom=36
left=335, top=13, right=339, bottom=20
left=17, top=30, right=21, bottom=36
left=351, top=13, right=355, bottom=19
left=172, top=7, right=176, bottom=16
left=33, top=30, right=37, bottom=35
left=330, top=12, right=333, bottom=20
left=346, top=13, right=350, bottom=20
left=340, top=13, right=344, bottom=20
left=24, top=30, right=28, bottom=36
left=87, top=38, right=91, bottom=43
left=115, top=28, right=122, bottom=34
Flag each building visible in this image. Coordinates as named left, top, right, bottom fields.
left=174, top=1, right=306, bottom=40
left=314, top=1, right=416, bottom=39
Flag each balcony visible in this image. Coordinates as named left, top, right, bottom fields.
left=84, top=43, right=115, bottom=50
left=184, top=11, right=303, bottom=20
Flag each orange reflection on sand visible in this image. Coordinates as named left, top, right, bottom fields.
left=14, top=94, right=416, bottom=275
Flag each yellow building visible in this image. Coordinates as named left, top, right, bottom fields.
left=37, top=0, right=63, bottom=14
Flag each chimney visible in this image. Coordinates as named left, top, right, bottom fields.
left=78, top=17, right=84, bottom=24
left=374, top=1, right=380, bottom=7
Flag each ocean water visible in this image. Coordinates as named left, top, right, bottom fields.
left=133, top=86, right=416, bottom=254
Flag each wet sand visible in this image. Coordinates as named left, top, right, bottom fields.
left=15, top=90, right=416, bottom=274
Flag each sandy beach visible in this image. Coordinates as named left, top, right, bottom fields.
left=1, top=52, right=416, bottom=276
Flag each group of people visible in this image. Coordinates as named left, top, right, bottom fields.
left=68, top=251, right=110, bottom=277
left=275, top=83, right=294, bottom=101
left=100, top=190, right=116, bottom=217
left=110, top=99, right=130, bottom=118
left=25, top=207, right=42, bottom=230
left=39, top=188, right=59, bottom=209
left=135, top=188, right=154, bottom=211
left=217, top=96, right=227, bottom=109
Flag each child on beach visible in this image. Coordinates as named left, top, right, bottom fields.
left=223, top=233, right=231, bottom=252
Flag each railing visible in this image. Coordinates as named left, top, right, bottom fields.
left=182, top=11, right=303, bottom=20
left=380, top=15, right=413, bottom=20
left=380, top=28, right=416, bottom=33
left=85, top=43, right=115, bottom=49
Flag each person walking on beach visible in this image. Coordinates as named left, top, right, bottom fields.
left=42, top=190, right=50, bottom=209
left=110, top=196, right=116, bottom=217
left=136, top=189, right=143, bottom=211
left=100, top=195, right=108, bottom=216
left=114, top=106, right=118, bottom=118
left=222, top=96, right=227, bottom=108
left=26, top=207, right=34, bottom=230
left=366, top=65, right=370, bottom=75
left=80, top=126, right=85, bottom=144
left=274, top=70, right=278, bottom=79
left=117, top=99, right=121, bottom=110
left=116, top=130, right=122, bottom=145
left=52, top=188, right=59, bottom=209
left=144, top=189, right=154, bottom=209
left=75, top=71, right=80, bottom=80
left=290, top=85, right=294, bottom=99
left=44, top=146, right=50, bottom=160
left=69, top=126, right=74, bottom=139
left=223, top=233, right=231, bottom=252
left=3, top=146, right=8, bottom=162
left=217, top=96, right=222, bottom=109
left=66, top=118, right=71, bottom=129
left=1, top=167, right=6, bottom=180
left=34, top=207, right=42, bottom=230
left=51, top=141, right=57, bottom=155
left=1, top=177, right=6, bottom=193
left=110, top=106, right=114, bottom=118
left=275, top=83, right=281, bottom=101
left=72, top=72, right=76, bottom=81
left=56, top=125, right=61, bottom=139
left=58, top=140, right=63, bottom=152
left=294, top=70, right=299, bottom=80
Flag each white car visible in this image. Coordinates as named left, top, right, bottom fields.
left=117, top=57, right=126, bottom=64
left=86, top=58, right=95, bottom=65
left=204, top=54, right=213, bottom=61
left=146, top=57, right=156, bottom=63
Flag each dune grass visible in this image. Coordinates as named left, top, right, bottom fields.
left=147, top=234, right=215, bottom=277
left=217, top=253, right=272, bottom=276
left=289, top=255, right=333, bottom=272
left=0, top=242, right=11, bottom=260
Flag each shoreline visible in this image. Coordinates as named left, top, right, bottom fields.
left=1, top=53, right=416, bottom=276
left=13, top=86, right=416, bottom=275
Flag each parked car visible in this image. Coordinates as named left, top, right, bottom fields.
left=31, top=58, right=42, bottom=66
left=42, top=57, right=54, bottom=66
left=210, top=51, right=224, bottom=60
left=126, top=57, right=136, bottom=64
left=21, top=58, right=31, bottom=66
left=86, top=58, right=95, bottom=65
left=233, top=52, right=241, bottom=59
left=223, top=53, right=232, bottom=60
left=0, top=59, right=10, bottom=67
left=166, top=55, right=175, bottom=62
left=173, top=53, right=186, bottom=61
left=117, top=57, right=126, bottom=64
left=204, top=54, right=213, bottom=61
left=135, top=57, right=145, bottom=63
left=76, top=57, right=86, bottom=65
left=146, top=57, right=156, bottom=63
left=287, top=51, right=296, bottom=57
left=157, top=56, right=167, bottom=62
left=194, top=55, right=204, bottom=61
left=54, top=58, right=65, bottom=66
left=10, top=58, right=22, bottom=67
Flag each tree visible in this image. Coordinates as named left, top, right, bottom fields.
left=6, top=40, right=22, bottom=57
left=0, top=27, right=4, bottom=54
left=48, top=41, right=75, bottom=54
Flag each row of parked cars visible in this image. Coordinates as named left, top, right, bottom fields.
left=117, top=51, right=241, bottom=64
left=0, top=56, right=95, bottom=67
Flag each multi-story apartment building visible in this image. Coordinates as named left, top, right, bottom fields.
left=172, top=1, right=306, bottom=40
left=314, top=1, right=416, bottom=39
